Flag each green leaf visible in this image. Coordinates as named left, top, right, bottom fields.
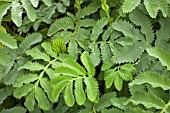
left=41, top=42, right=56, bottom=58
left=14, top=74, right=39, bottom=87
left=62, top=58, right=86, bottom=76
left=112, top=20, right=145, bottom=41
left=75, top=78, right=86, bottom=105
left=26, top=47, right=50, bottom=62
left=81, top=51, right=95, bottom=77
left=56, top=3, right=66, bottom=13
left=94, top=92, right=117, bottom=111
left=129, top=9, right=154, bottom=43
left=68, top=40, right=78, bottom=58
left=100, top=43, right=111, bottom=62
left=129, top=72, right=170, bottom=90
left=11, top=1, right=22, bottom=27
left=147, top=47, right=170, bottom=70
left=119, top=64, right=135, bottom=81
left=52, top=81, right=69, bottom=102
left=0, top=3, right=11, bottom=21
left=114, top=75, right=123, bottom=91
left=64, top=81, right=75, bottom=107
left=112, top=42, right=145, bottom=63
left=29, top=0, right=39, bottom=8
left=105, top=69, right=116, bottom=89
left=21, top=0, right=36, bottom=21
left=0, top=49, right=10, bottom=66
left=50, top=75, right=73, bottom=87
left=55, top=66, right=79, bottom=77
left=0, top=30, right=17, bottom=49
left=84, top=77, right=98, bottom=102
left=0, top=106, right=26, bottom=113
left=19, top=33, right=42, bottom=52
left=35, top=86, right=51, bottom=110
left=123, top=0, right=141, bottom=13
left=18, top=62, right=45, bottom=71
left=42, top=0, right=52, bottom=6
left=90, top=45, right=101, bottom=66
left=40, top=78, right=53, bottom=102
left=14, top=84, right=34, bottom=99
left=24, top=90, right=35, bottom=111
left=111, top=97, right=128, bottom=110
left=0, top=89, right=8, bottom=104
left=131, top=91, right=166, bottom=109
left=101, top=108, right=124, bottom=113
left=144, top=0, right=159, bottom=18
left=91, top=18, right=108, bottom=41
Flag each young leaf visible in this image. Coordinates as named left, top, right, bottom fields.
left=105, top=69, right=116, bottom=89
left=131, top=91, right=166, bottom=109
left=35, top=87, right=51, bottom=110
left=26, top=48, right=50, bottom=62
left=84, top=77, right=98, bottom=102
left=114, top=75, right=123, bottom=91
left=123, top=0, right=141, bottom=13
left=147, top=47, right=170, bottom=70
left=62, top=58, right=86, bottom=76
left=24, top=90, right=35, bottom=111
left=21, top=0, right=36, bottom=21
left=81, top=51, right=95, bottom=77
left=11, top=1, right=23, bottom=27
left=0, top=3, right=11, bottom=21
left=64, top=81, right=75, bottom=107
left=75, top=78, right=86, bottom=105
left=0, top=30, right=17, bottom=49
left=18, top=62, right=45, bottom=71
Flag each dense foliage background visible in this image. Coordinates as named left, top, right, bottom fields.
left=0, top=0, right=170, bottom=112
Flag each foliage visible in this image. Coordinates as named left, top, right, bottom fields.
left=0, top=0, right=170, bottom=113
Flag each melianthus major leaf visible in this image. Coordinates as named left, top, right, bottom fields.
left=94, top=92, right=117, bottom=111
left=0, top=3, right=11, bottom=21
left=24, top=90, right=35, bottom=111
left=143, top=0, right=159, bottom=18
left=74, top=78, right=86, bottom=105
left=64, top=81, right=75, bottom=107
left=29, top=0, right=39, bottom=8
left=112, top=42, right=145, bottom=63
left=112, top=20, right=145, bottom=41
left=14, top=74, right=39, bottom=87
left=100, top=43, right=111, bottom=62
left=129, top=72, right=170, bottom=90
left=52, top=81, right=69, bottom=102
left=84, top=77, right=98, bottom=102
left=131, top=91, right=166, bottom=109
left=26, top=47, right=50, bottom=62
left=19, top=33, right=42, bottom=52
left=62, top=58, right=86, bottom=76
left=81, top=51, right=95, bottom=77
left=90, top=45, right=101, bottom=66
left=0, top=30, right=17, bottom=49
left=0, top=106, right=26, bottom=113
left=55, top=66, right=79, bottom=77
left=129, top=9, right=154, bottom=44
left=147, top=47, right=170, bottom=70
left=42, top=0, right=52, bottom=6
left=114, top=74, right=123, bottom=91
left=41, top=42, right=56, bottom=58
left=18, top=61, right=45, bottom=71
left=0, top=48, right=10, bottom=66
left=11, top=1, right=23, bottom=27
left=123, top=0, right=141, bottom=13
left=21, top=0, right=36, bottom=21
left=35, top=86, right=51, bottom=110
